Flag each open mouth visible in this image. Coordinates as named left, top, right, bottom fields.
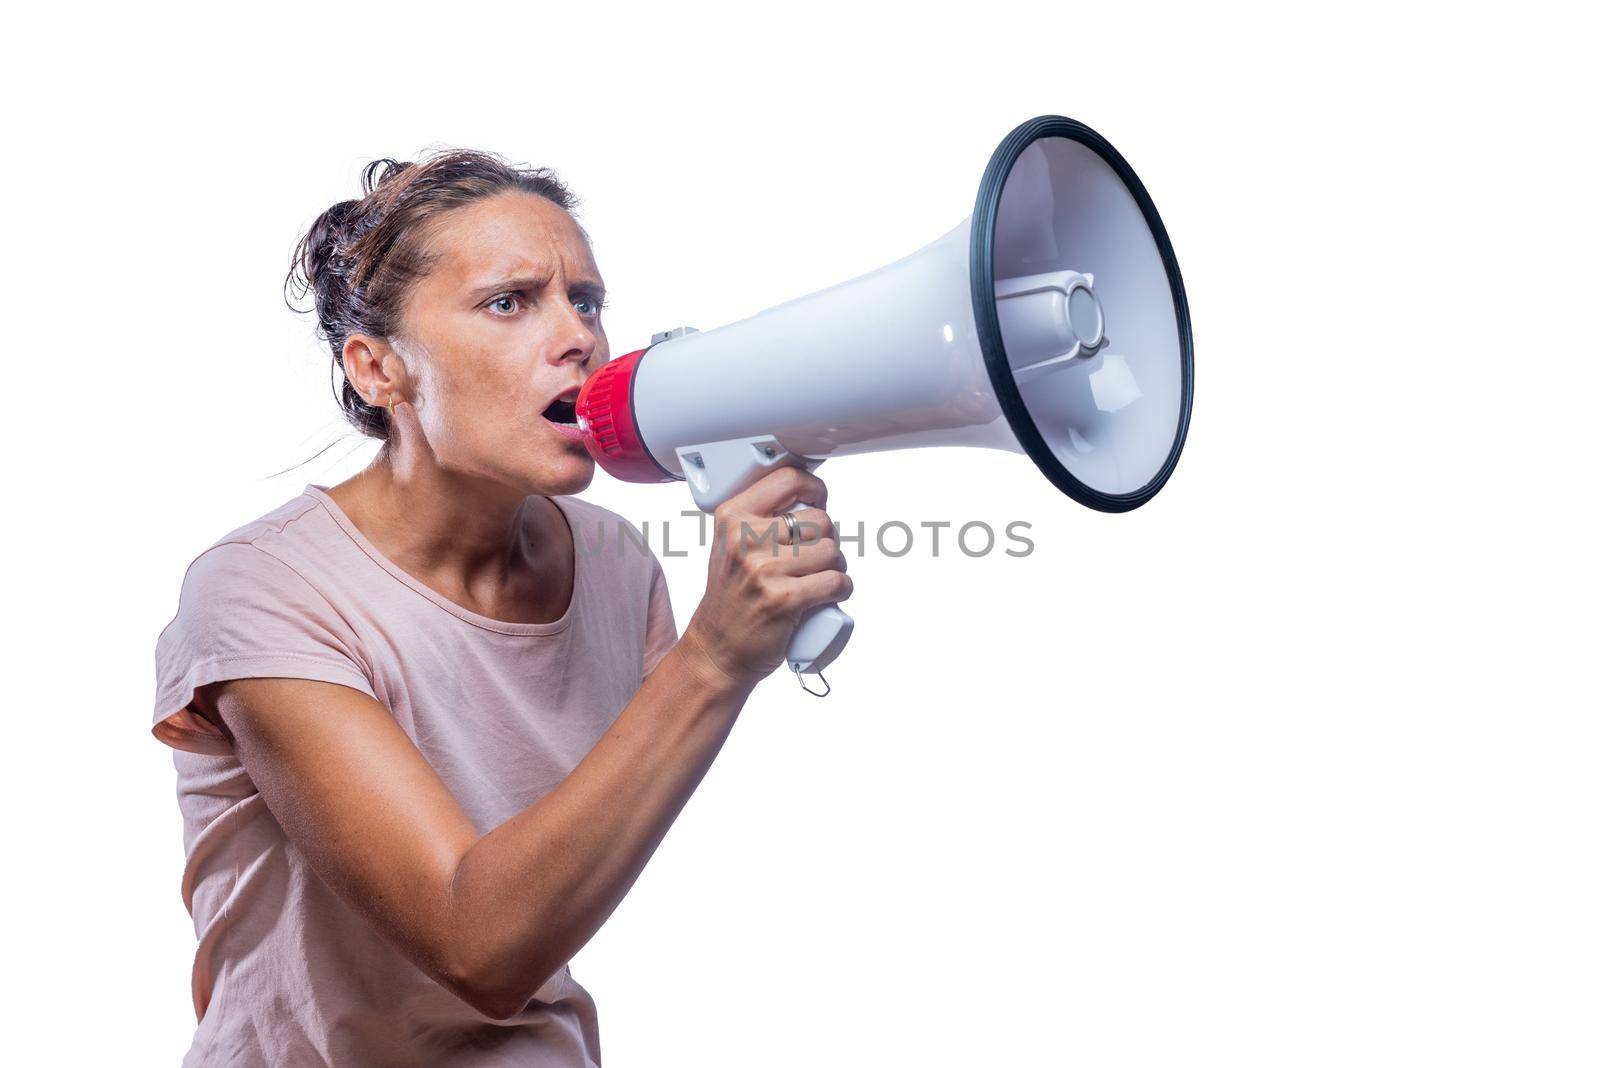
left=544, top=388, right=582, bottom=428
left=540, top=387, right=584, bottom=443
left=541, top=395, right=578, bottom=426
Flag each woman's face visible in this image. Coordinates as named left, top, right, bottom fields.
left=388, top=190, right=609, bottom=496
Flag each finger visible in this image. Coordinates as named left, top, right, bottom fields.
left=770, top=537, right=846, bottom=575
left=731, top=465, right=828, bottom=519
left=726, top=515, right=788, bottom=555
left=777, top=507, right=834, bottom=546
left=787, top=568, right=854, bottom=613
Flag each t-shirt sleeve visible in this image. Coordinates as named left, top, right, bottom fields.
left=641, top=554, right=679, bottom=680
left=152, top=540, right=376, bottom=755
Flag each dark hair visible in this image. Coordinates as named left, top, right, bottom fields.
left=285, top=149, right=581, bottom=441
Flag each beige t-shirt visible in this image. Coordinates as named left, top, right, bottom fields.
left=152, top=484, right=678, bottom=1067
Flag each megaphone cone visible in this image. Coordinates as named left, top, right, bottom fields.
left=577, top=116, right=1193, bottom=687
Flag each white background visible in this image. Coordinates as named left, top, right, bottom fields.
left=4, top=2, right=1595, bottom=1064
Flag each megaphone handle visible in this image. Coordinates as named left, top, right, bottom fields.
left=786, top=602, right=854, bottom=678
left=675, top=435, right=856, bottom=691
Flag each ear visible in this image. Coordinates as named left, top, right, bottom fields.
left=341, top=334, right=409, bottom=406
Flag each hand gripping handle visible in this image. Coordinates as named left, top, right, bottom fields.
left=675, top=435, right=855, bottom=691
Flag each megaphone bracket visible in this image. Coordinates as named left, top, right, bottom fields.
left=674, top=435, right=856, bottom=694
left=676, top=435, right=813, bottom=513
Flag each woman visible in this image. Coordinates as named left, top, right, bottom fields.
left=151, top=151, right=851, bottom=1066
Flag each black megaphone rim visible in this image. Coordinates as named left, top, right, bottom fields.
left=969, top=114, right=1194, bottom=513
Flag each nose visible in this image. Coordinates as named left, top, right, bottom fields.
left=556, top=302, right=598, bottom=366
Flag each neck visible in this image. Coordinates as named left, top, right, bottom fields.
left=328, top=441, right=535, bottom=597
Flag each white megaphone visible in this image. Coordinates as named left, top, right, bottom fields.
left=576, top=115, right=1193, bottom=693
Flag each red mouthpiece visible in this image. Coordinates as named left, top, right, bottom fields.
left=575, top=348, right=675, bottom=483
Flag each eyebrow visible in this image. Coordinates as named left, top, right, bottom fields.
left=467, top=274, right=607, bottom=302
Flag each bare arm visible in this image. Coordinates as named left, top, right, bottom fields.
left=195, top=467, right=849, bottom=1020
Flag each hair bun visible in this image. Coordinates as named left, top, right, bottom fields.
left=287, top=198, right=358, bottom=312
left=361, top=158, right=414, bottom=196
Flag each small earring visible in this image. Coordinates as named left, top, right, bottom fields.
left=386, top=394, right=398, bottom=416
